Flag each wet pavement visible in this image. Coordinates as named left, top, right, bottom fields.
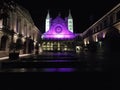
left=0, top=51, right=116, bottom=89
left=0, top=50, right=116, bottom=72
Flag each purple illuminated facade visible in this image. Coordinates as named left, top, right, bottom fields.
left=42, top=14, right=75, bottom=40
left=41, top=11, right=77, bottom=52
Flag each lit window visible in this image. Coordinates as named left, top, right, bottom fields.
left=0, top=19, right=3, bottom=29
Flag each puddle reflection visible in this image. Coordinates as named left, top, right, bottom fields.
left=42, top=68, right=76, bottom=72
left=44, top=60, right=73, bottom=62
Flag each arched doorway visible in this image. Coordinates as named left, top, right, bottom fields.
left=28, top=39, right=34, bottom=53
left=23, top=38, right=34, bottom=54
left=0, top=35, right=9, bottom=50
left=16, top=38, right=23, bottom=50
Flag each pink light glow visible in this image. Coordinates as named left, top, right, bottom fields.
left=42, top=68, right=75, bottom=72
left=103, top=33, right=106, bottom=38
left=42, top=16, right=75, bottom=39
left=56, top=34, right=64, bottom=38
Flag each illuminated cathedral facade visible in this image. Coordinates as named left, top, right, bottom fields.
left=42, top=10, right=75, bottom=39
left=41, top=10, right=77, bottom=52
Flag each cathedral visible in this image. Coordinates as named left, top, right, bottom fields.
left=41, top=10, right=77, bottom=52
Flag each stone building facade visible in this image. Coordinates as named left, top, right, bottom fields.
left=0, top=1, right=41, bottom=57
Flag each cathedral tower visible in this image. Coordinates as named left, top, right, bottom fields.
left=68, top=10, right=73, bottom=33
left=45, top=10, right=50, bottom=32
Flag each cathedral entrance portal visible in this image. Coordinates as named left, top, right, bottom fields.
left=41, top=41, right=75, bottom=52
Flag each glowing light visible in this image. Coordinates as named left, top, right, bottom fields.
left=76, top=46, right=80, bottom=52
left=42, top=68, right=75, bottom=72
left=47, top=48, right=50, bottom=50
left=95, top=37, right=98, bottom=42
left=39, top=47, right=43, bottom=53
left=42, top=16, right=75, bottom=39
left=34, top=42, right=36, bottom=46
left=103, top=33, right=106, bottom=38
left=64, top=48, right=67, bottom=51
left=56, top=34, right=64, bottom=38
left=99, top=41, right=102, bottom=48
left=43, top=34, right=75, bottom=39
left=87, top=41, right=89, bottom=44
left=0, top=19, right=3, bottom=29
left=22, top=37, right=25, bottom=42
left=13, top=34, right=18, bottom=43
left=44, top=60, right=72, bottom=62
left=0, top=57, right=9, bottom=61
left=0, top=54, right=31, bottom=61
left=41, top=35, right=44, bottom=39
left=84, top=40, right=87, bottom=46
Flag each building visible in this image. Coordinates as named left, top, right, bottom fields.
left=81, top=3, right=120, bottom=52
left=41, top=10, right=78, bottom=52
left=0, top=0, right=41, bottom=57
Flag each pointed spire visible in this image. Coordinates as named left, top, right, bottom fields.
left=68, top=9, right=72, bottom=19
left=46, top=10, right=50, bottom=19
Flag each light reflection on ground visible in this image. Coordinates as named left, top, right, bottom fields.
left=0, top=50, right=115, bottom=72
left=43, top=60, right=73, bottom=62
left=1, top=68, right=76, bottom=72
left=42, top=68, right=76, bottom=72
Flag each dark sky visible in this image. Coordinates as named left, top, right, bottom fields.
left=14, top=0, right=120, bottom=33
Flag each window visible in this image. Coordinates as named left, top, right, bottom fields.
left=103, top=19, right=108, bottom=28
left=100, top=23, right=103, bottom=30
left=69, top=21, right=72, bottom=23
left=92, top=29, right=94, bottom=33
left=0, top=19, right=3, bottom=28
left=117, top=11, right=120, bottom=20
left=110, top=15, right=113, bottom=24
left=3, top=17, right=7, bottom=26
left=96, top=26, right=99, bottom=31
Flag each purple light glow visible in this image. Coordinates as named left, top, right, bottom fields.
left=43, top=34, right=75, bottom=39
left=58, top=68, right=75, bottom=72
left=42, top=68, right=75, bottom=72
left=42, top=16, right=75, bottom=39
left=45, top=60, right=73, bottom=62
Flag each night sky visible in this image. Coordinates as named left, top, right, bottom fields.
left=13, top=0, right=120, bottom=33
